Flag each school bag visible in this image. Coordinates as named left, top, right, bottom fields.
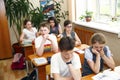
left=11, top=53, right=26, bottom=70
left=12, top=42, right=24, bottom=54
left=21, top=68, right=37, bottom=80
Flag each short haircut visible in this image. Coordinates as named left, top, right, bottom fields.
left=58, top=37, right=75, bottom=51
left=39, top=22, right=50, bottom=30
left=64, top=20, right=72, bottom=27
left=91, top=33, right=106, bottom=44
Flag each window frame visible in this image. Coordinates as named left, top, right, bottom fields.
left=75, top=0, right=120, bottom=23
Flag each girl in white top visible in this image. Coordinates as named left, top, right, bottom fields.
left=20, top=19, right=37, bottom=43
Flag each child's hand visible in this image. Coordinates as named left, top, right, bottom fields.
left=99, top=49, right=105, bottom=57
left=92, top=48, right=100, bottom=56
left=43, top=34, right=49, bottom=39
left=57, top=34, right=62, bottom=38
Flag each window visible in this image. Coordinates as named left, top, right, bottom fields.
left=116, top=0, right=120, bottom=21
left=75, top=0, right=120, bottom=23
left=99, top=0, right=111, bottom=22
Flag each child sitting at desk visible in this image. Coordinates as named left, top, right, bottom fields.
left=51, top=37, right=82, bottom=80
left=20, top=19, right=37, bottom=44
left=34, top=22, right=58, bottom=56
left=48, top=17, right=62, bottom=37
left=61, top=20, right=81, bottom=46
left=82, top=33, right=115, bottom=76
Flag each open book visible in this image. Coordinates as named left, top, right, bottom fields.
left=33, top=57, right=48, bottom=65
left=92, top=66, right=120, bottom=80
left=21, top=39, right=32, bottom=46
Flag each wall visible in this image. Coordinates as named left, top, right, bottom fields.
left=73, top=23, right=120, bottom=66
left=29, top=0, right=40, bottom=9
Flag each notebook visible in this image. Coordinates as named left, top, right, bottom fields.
left=33, top=57, right=47, bottom=65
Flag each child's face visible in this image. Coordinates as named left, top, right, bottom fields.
left=92, top=42, right=105, bottom=52
left=61, top=50, right=73, bottom=61
left=39, top=27, right=49, bottom=35
left=25, top=21, right=32, bottom=28
left=65, top=24, right=72, bottom=32
left=49, top=20, right=55, bottom=27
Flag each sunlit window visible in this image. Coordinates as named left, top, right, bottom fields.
left=75, top=0, right=120, bottom=23
left=99, top=0, right=111, bottom=22
left=116, top=0, right=120, bottom=22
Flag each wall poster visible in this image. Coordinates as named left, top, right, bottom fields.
left=39, top=0, right=54, bottom=20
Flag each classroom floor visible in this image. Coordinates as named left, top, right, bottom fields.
left=0, top=58, right=27, bottom=80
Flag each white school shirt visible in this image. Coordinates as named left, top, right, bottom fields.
left=51, top=52, right=81, bottom=77
left=35, top=34, right=58, bottom=51
left=23, top=27, right=37, bottom=40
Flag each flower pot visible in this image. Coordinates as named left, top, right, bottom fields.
left=85, top=16, right=92, bottom=22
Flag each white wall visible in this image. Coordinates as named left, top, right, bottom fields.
left=29, top=0, right=40, bottom=9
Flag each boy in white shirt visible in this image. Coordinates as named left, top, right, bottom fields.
left=35, top=22, right=58, bottom=56
left=51, top=37, right=81, bottom=80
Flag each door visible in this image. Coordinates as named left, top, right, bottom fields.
left=0, top=0, right=12, bottom=59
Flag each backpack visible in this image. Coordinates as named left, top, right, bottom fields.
left=11, top=53, right=26, bottom=70
left=12, top=42, right=24, bottom=54
left=21, top=69, right=37, bottom=80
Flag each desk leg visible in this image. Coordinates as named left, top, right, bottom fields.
left=37, top=65, right=46, bottom=80
left=25, top=60, right=29, bottom=75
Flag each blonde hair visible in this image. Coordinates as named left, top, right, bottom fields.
left=39, top=22, right=50, bottom=30
left=90, top=33, right=106, bottom=44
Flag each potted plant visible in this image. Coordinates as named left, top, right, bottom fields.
left=79, top=11, right=93, bottom=22
left=30, top=7, right=45, bottom=30
left=53, top=0, right=69, bottom=23
left=4, top=0, right=34, bottom=42
left=4, top=0, right=45, bottom=42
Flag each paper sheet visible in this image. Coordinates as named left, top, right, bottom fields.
left=33, top=57, right=47, bottom=65
left=92, top=69, right=120, bottom=80
left=73, top=47, right=84, bottom=54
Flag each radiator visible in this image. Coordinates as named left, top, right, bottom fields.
left=74, top=26, right=95, bottom=45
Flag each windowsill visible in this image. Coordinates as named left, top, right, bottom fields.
left=73, top=21, right=120, bottom=34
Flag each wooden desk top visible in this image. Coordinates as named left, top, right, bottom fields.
left=28, top=51, right=54, bottom=66
left=28, top=51, right=54, bottom=59
left=28, top=44, right=89, bottom=66
left=21, top=43, right=32, bottom=47
left=77, top=44, right=89, bottom=50
left=82, top=74, right=95, bottom=80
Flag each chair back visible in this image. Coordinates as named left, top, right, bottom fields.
left=32, top=40, right=36, bottom=54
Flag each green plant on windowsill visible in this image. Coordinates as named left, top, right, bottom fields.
left=79, top=11, right=93, bottom=22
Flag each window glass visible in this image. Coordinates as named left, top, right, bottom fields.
left=117, top=0, right=120, bottom=21
left=76, top=0, right=96, bottom=21
left=75, top=0, right=120, bottom=24
left=99, top=0, right=111, bottom=22
left=75, top=0, right=87, bottom=21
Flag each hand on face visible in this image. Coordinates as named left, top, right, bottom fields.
left=43, top=34, right=48, bottom=38
left=99, top=49, right=105, bottom=57
left=92, top=42, right=105, bottom=56
left=92, top=48, right=100, bottom=56
left=92, top=47, right=105, bottom=57
left=42, top=34, right=53, bottom=42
